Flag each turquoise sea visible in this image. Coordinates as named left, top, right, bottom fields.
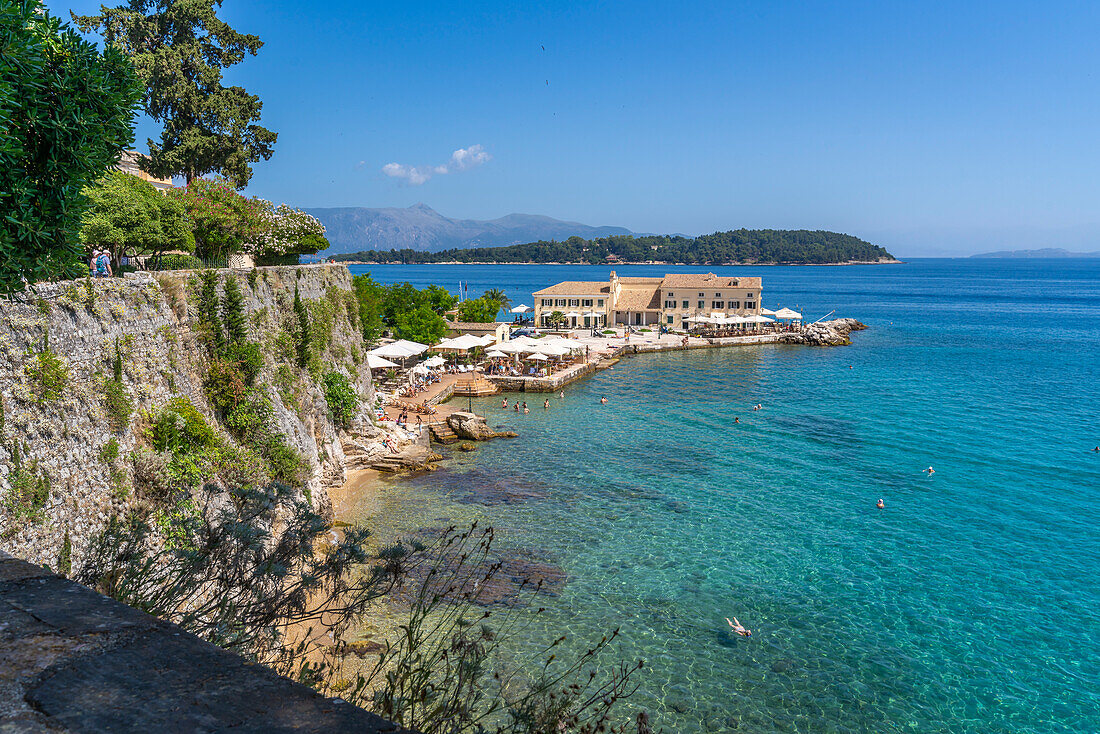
left=346, top=260, right=1100, bottom=733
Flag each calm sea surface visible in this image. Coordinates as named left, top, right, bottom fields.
left=346, top=259, right=1100, bottom=733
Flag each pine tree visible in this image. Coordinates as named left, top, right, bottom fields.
left=293, top=287, right=310, bottom=368
left=221, top=275, right=247, bottom=347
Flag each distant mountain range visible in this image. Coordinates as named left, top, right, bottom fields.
left=971, top=247, right=1100, bottom=258
left=306, top=203, right=636, bottom=254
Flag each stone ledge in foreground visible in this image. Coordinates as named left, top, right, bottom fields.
left=0, top=549, right=414, bottom=734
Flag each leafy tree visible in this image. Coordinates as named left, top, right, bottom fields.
left=170, top=177, right=267, bottom=263
left=548, top=311, right=565, bottom=328
left=351, top=274, right=385, bottom=344
left=321, top=372, right=358, bottom=428
left=483, top=288, right=511, bottom=311
left=79, top=171, right=193, bottom=271
left=394, top=305, right=447, bottom=345
left=457, top=296, right=502, bottom=324
left=221, top=275, right=247, bottom=347
left=422, top=284, right=457, bottom=315
left=74, top=0, right=277, bottom=188
left=0, top=0, right=140, bottom=295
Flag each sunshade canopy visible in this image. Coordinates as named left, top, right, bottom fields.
left=485, top=349, right=507, bottom=358
left=366, top=354, right=399, bottom=369
left=510, top=304, right=532, bottom=313
left=526, top=352, right=549, bottom=360
left=774, top=308, right=802, bottom=319
left=423, top=355, right=446, bottom=367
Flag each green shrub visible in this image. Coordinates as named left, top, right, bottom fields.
left=321, top=372, right=358, bottom=428
left=4, top=444, right=50, bottom=523
left=256, top=434, right=306, bottom=487
left=99, top=438, right=120, bottom=463
left=227, top=341, right=264, bottom=385
left=293, top=287, right=310, bottom=367
left=57, top=530, right=72, bottom=577
left=157, top=253, right=204, bottom=270
left=149, top=398, right=217, bottom=454
left=225, top=392, right=272, bottom=441
left=103, top=378, right=133, bottom=431
left=204, top=360, right=247, bottom=412
left=247, top=268, right=259, bottom=288
left=197, top=270, right=224, bottom=355
left=25, top=348, right=68, bottom=403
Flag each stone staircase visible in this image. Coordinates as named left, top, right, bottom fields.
left=453, top=372, right=500, bottom=396
left=429, top=420, right=459, bottom=444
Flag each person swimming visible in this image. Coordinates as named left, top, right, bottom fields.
left=559, top=390, right=565, bottom=399
left=924, top=466, right=935, bottom=475
left=514, top=403, right=520, bottom=412
left=502, top=398, right=508, bottom=409
left=876, top=498, right=885, bottom=509
left=544, top=399, right=550, bottom=409
left=600, top=396, right=608, bottom=404
left=734, top=417, right=740, bottom=424
left=726, top=617, right=751, bottom=637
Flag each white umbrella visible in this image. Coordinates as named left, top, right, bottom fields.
left=475, top=334, right=498, bottom=346
left=526, top=352, right=549, bottom=361
left=410, top=363, right=429, bottom=375
left=495, top=341, right=527, bottom=354
left=760, top=308, right=777, bottom=316
left=371, top=343, right=419, bottom=359
left=774, top=308, right=802, bottom=320
left=564, top=311, right=582, bottom=318
left=687, top=315, right=711, bottom=323
left=424, top=355, right=446, bottom=367
left=390, top=339, right=429, bottom=355
left=366, top=354, right=399, bottom=369
left=510, top=304, right=532, bottom=313
left=511, top=335, right=542, bottom=347
left=485, top=349, right=507, bottom=359
left=745, top=314, right=775, bottom=324
left=719, top=315, right=745, bottom=325
left=436, top=334, right=483, bottom=351
left=538, top=344, right=569, bottom=357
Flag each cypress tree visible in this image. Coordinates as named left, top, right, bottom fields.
left=221, top=275, right=247, bottom=347
left=293, top=287, right=310, bottom=368
left=197, top=270, right=224, bottom=355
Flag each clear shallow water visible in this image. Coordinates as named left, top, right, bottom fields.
left=347, top=260, right=1100, bottom=732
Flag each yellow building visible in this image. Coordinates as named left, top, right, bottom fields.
left=533, top=271, right=762, bottom=329
left=115, top=150, right=174, bottom=193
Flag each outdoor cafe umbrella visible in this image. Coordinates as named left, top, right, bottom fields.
left=485, top=349, right=507, bottom=359
left=423, top=355, right=446, bottom=367
left=370, top=343, right=420, bottom=359
left=525, top=352, right=549, bottom=361
left=774, top=308, right=802, bottom=320
left=563, top=311, right=582, bottom=318
left=390, top=339, right=429, bottom=356
left=537, top=343, right=569, bottom=357
left=510, top=304, right=532, bottom=313
left=760, top=308, right=777, bottom=316
left=744, top=314, right=775, bottom=324
left=366, top=354, right=399, bottom=370
left=410, top=363, right=429, bottom=375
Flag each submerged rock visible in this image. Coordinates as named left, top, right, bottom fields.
left=446, top=412, right=517, bottom=441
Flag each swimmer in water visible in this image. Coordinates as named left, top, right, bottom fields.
left=544, top=399, right=550, bottom=409
left=876, top=498, right=885, bottom=509
left=1094, top=447, right=1100, bottom=452
left=734, top=417, right=740, bottom=424
left=559, top=390, right=565, bottom=399
left=514, top=403, right=520, bottom=412
left=600, top=396, right=608, bottom=404
left=726, top=617, right=751, bottom=637
left=502, top=398, right=508, bottom=409
left=924, top=466, right=935, bottom=475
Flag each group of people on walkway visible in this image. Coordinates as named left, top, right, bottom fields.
left=89, top=250, right=112, bottom=278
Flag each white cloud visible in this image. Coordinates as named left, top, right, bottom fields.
left=382, top=144, right=491, bottom=185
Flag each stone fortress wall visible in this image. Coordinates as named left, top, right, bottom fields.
left=0, top=264, right=374, bottom=570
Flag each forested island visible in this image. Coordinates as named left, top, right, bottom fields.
left=330, top=230, right=898, bottom=265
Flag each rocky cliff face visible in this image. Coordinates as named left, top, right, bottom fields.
left=0, top=265, right=374, bottom=571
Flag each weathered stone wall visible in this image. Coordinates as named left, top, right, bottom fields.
left=0, top=265, right=373, bottom=570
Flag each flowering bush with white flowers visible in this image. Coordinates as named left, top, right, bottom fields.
left=254, top=204, right=328, bottom=260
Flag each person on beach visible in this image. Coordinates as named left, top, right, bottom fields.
left=415, top=415, right=422, bottom=434
left=876, top=498, right=885, bottom=509
left=544, top=399, right=550, bottom=409
left=924, top=466, right=935, bottom=475
left=726, top=617, right=751, bottom=637
left=600, top=396, right=608, bottom=404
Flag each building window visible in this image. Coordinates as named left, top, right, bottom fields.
left=698, top=292, right=704, bottom=297
left=697, top=300, right=705, bottom=309
left=747, top=293, right=754, bottom=298
left=746, top=302, right=755, bottom=309
left=569, top=299, right=579, bottom=307
left=582, top=299, right=593, bottom=307
left=715, top=292, right=722, bottom=297
left=681, top=300, right=689, bottom=308
left=712, top=301, right=724, bottom=309
left=597, top=299, right=604, bottom=306
left=666, top=315, right=673, bottom=324
left=556, top=299, right=566, bottom=307
left=542, top=299, right=552, bottom=307
left=664, top=300, right=675, bottom=308
left=667, top=291, right=674, bottom=297
left=729, top=300, right=740, bottom=309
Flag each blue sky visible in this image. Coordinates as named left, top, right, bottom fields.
left=50, top=0, right=1100, bottom=256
